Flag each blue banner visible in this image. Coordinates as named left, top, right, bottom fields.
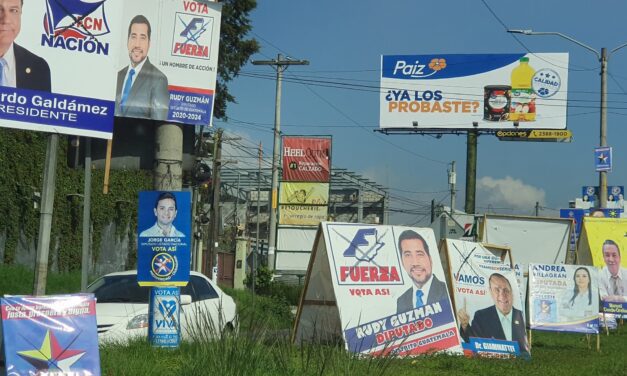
left=1, top=294, right=100, bottom=375
left=168, top=87, right=214, bottom=125
left=594, top=147, right=612, bottom=172
left=137, top=191, right=192, bottom=286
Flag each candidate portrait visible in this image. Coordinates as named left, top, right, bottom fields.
left=115, top=14, right=169, bottom=121
left=396, top=230, right=449, bottom=313
left=139, top=192, right=185, bottom=238
left=0, top=0, right=51, bottom=91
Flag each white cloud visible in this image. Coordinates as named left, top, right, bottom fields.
left=477, top=176, right=545, bottom=212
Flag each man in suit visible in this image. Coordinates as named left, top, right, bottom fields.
left=115, top=15, right=169, bottom=121
left=458, top=273, right=529, bottom=354
left=396, top=229, right=449, bottom=313
left=0, top=0, right=51, bottom=91
left=599, top=239, right=627, bottom=302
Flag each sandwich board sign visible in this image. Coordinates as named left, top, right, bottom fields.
left=292, top=222, right=463, bottom=356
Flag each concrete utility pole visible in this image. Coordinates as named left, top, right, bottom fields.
left=535, top=201, right=540, bottom=216
left=155, top=124, right=183, bottom=191
left=208, top=129, right=223, bottom=278
left=251, top=54, right=309, bottom=270
left=465, top=126, right=478, bottom=214
left=449, top=161, right=456, bottom=216
left=508, top=29, right=627, bottom=208
left=33, top=134, right=59, bottom=295
left=81, top=139, right=92, bottom=291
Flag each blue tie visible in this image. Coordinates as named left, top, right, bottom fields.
left=415, top=290, right=425, bottom=308
left=121, top=68, right=136, bottom=107
left=0, top=58, right=7, bottom=86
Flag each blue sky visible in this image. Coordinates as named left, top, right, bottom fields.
left=215, top=0, right=627, bottom=225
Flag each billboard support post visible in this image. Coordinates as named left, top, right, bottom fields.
left=33, top=134, right=59, bottom=295
left=465, top=127, right=478, bottom=214
left=252, top=54, right=309, bottom=271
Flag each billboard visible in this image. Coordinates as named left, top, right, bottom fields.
left=116, top=0, right=222, bottom=125
left=137, top=191, right=191, bottom=286
left=380, top=53, right=569, bottom=130
left=279, top=182, right=329, bottom=205
left=281, top=136, right=331, bottom=182
left=2, top=0, right=124, bottom=139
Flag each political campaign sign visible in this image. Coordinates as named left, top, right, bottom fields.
left=116, top=0, right=222, bottom=125
left=1, top=294, right=100, bottom=375
left=2, top=0, right=124, bottom=139
left=444, top=239, right=529, bottom=358
left=577, top=217, right=627, bottom=317
left=293, top=223, right=462, bottom=357
left=529, top=263, right=599, bottom=334
left=148, top=286, right=181, bottom=347
left=380, top=53, right=569, bottom=130
left=137, top=191, right=191, bottom=286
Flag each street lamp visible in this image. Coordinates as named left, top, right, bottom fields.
left=508, top=29, right=627, bottom=208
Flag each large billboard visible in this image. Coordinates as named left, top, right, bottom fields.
left=2, top=0, right=124, bottom=139
left=380, top=53, right=569, bottom=130
left=281, top=136, right=331, bottom=182
left=116, top=0, right=222, bottom=125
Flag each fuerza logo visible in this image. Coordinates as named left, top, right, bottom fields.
left=41, top=0, right=111, bottom=55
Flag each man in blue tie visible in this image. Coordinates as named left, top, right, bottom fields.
left=115, top=15, right=169, bottom=121
left=396, top=230, right=449, bottom=313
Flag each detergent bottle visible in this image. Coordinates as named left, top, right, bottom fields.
left=510, top=57, right=536, bottom=121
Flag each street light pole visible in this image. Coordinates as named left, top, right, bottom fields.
left=251, top=54, right=309, bottom=270
left=507, top=29, right=627, bottom=208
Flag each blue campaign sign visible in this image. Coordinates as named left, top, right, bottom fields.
left=1, top=294, right=100, bottom=375
left=148, top=287, right=181, bottom=347
left=594, top=147, right=612, bottom=172
left=560, top=209, right=586, bottom=250
left=137, top=191, right=192, bottom=286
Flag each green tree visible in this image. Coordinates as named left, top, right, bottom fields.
left=214, top=0, right=260, bottom=119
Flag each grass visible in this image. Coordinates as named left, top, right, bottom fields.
left=2, top=265, right=626, bottom=375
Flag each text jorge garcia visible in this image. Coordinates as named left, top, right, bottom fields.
left=355, top=302, right=443, bottom=345
left=0, top=92, right=108, bottom=121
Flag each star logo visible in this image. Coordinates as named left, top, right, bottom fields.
left=17, top=330, right=86, bottom=373
left=598, top=153, right=608, bottom=163
left=151, top=252, right=176, bottom=278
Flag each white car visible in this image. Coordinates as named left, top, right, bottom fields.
left=86, top=270, right=237, bottom=344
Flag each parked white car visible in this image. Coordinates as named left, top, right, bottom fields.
left=86, top=270, right=237, bottom=344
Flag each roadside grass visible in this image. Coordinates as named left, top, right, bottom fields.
left=2, top=265, right=626, bottom=375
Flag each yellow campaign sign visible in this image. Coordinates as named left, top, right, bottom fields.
left=279, top=205, right=328, bottom=226
left=581, top=217, right=627, bottom=268
left=280, top=182, right=329, bottom=205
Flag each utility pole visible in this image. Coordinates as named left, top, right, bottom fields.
left=448, top=161, right=456, bottom=216
left=252, top=54, right=309, bottom=270
left=253, top=142, right=262, bottom=304
left=208, top=129, right=223, bottom=278
left=535, top=201, right=540, bottom=216
left=465, top=125, right=478, bottom=214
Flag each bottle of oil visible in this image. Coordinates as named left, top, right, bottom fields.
left=510, top=57, right=536, bottom=122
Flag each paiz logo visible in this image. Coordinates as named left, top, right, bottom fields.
left=391, top=58, right=447, bottom=79
left=331, top=226, right=403, bottom=285
left=172, top=8, right=215, bottom=60
left=41, top=0, right=111, bottom=55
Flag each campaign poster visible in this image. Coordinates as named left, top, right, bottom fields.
left=137, top=191, right=191, bottom=286
left=3, top=0, right=124, bottom=139
left=148, top=287, right=181, bottom=347
left=279, top=182, right=329, bottom=205
left=528, top=264, right=599, bottom=334
left=116, top=0, right=222, bottom=125
left=323, top=224, right=462, bottom=356
left=279, top=204, right=328, bottom=226
left=281, top=136, right=331, bottom=182
left=580, top=217, right=627, bottom=316
left=1, top=294, right=100, bottom=375
left=380, top=53, right=569, bottom=130
left=445, top=239, right=529, bottom=358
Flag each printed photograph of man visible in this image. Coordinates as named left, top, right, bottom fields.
left=599, top=239, right=627, bottom=302
left=139, top=192, right=185, bottom=237
left=0, top=0, right=51, bottom=91
left=458, top=273, right=529, bottom=353
left=396, top=229, right=448, bottom=313
left=115, top=14, right=169, bottom=121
